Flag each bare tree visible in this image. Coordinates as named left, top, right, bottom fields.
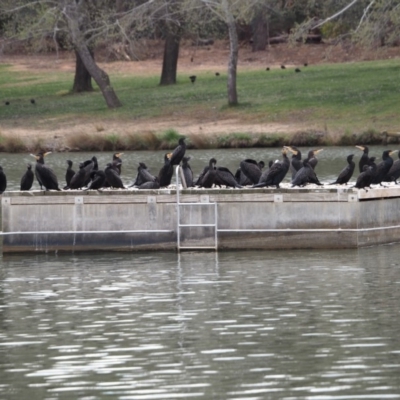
left=62, top=0, right=122, bottom=108
left=195, top=0, right=258, bottom=106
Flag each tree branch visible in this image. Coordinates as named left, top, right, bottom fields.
left=355, top=0, right=375, bottom=32
left=312, top=0, right=360, bottom=30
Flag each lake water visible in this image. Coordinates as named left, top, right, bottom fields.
left=1, top=247, right=400, bottom=399
left=1, top=146, right=400, bottom=399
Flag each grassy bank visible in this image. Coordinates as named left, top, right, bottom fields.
left=0, top=58, right=400, bottom=152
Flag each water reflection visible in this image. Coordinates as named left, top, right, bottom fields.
left=1, top=246, right=400, bottom=399
left=1, top=145, right=397, bottom=191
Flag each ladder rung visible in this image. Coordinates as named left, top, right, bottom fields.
left=179, top=246, right=218, bottom=250
left=178, top=202, right=216, bottom=206
left=179, top=224, right=216, bottom=227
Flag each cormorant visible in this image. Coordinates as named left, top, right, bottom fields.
left=181, top=156, right=193, bottom=188
left=306, top=149, right=323, bottom=170
left=31, top=152, right=61, bottom=191
left=65, top=160, right=75, bottom=188
left=86, top=170, right=106, bottom=190
left=69, top=163, right=87, bottom=189
left=253, top=147, right=290, bottom=188
left=286, top=146, right=302, bottom=179
left=197, top=158, right=217, bottom=188
left=354, top=164, right=376, bottom=190
left=189, top=75, right=196, bottom=83
left=371, top=150, right=398, bottom=185
left=384, top=151, right=400, bottom=183
left=138, top=177, right=160, bottom=190
left=281, top=65, right=286, bottom=69
left=158, top=153, right=173, bottom=187
left=329, top=154, right=355, bottom=185
left=169, top=137, right=186, bottom=167
left=356, top=145, right=370, bottom=173
left=104, top=163, right=125, bottom=189
left=82, top=156, right=98, bottom=186
left=295, top=68, right=301, bottom=73
left=30, top=99, right=36, bottom=104
left=137, top=162, right=157, bottom=185
left=0, top=166, right=7, bottom=194
left=20, top=163, right=34, bottom=191
left=239, top=159, right=263, bottom=185
left=111, top=153, right=123, bottom=174
left=214, top=166, right=243, bottom=188
left=291, top=159, right=322, bottom=187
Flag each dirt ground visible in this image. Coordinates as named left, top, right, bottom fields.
left=1, top=40, right=400, bottom=147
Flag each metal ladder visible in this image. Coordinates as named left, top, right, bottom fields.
left=176, top=166, right=218, bottom=251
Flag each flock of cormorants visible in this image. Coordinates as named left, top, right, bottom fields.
left=0, top=139, right=399, bottom=194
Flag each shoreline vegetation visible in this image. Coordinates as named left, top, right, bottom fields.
left=1, top=50, right=400, bottom=153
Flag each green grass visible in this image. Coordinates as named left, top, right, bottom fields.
left=1, top=59, right=400, bottom=147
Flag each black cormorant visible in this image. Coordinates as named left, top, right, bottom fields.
left=69, top=163, right=87, bottom=189
left=31, top=152, right=60, bottom=191
left=356, top=145, right=370, bottom=174
left=20, top=163, right=34, bottom=191
left=371, top=150, right=398, bottom=185
left=384, top=151, right=400, bottom=183
left=215, top=166, right=243, bottom=188
left=286, top=146, right=302, bottom=179
left=306, top=149, right=323, bottom=170
left=181, top=156, right=194, bottom=188
left=354, top=164, right=376, bottom=190
left=137, top=162, right=157, bottom=185
left=86, top=170, right=106, bottom=190
left=189, top=75, right=196, bottom=83
left=254, top=147, right=290, bottom=188
left=82, top=156, right=98, bottom=185
left=65, top=160, right=75, bottom=188
left=329, top=154, right=355, bottom=185
left=169, top=137, right=186, bottom=167
left=111, top=153, right=123, bottom=174
left=197, top=158, right=217, bottom=188
left=239, top=159, right=263, bottom=185
left=0, top=166, right=7, bottom=194
left=291, top=159, right=322, bottom=187
left=158, top=153, right=173, bottom=187
left=104, top=163, right=125, bottom=189
left=138, top=177, right=160, bottom=190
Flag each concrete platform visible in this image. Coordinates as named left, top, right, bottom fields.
left=2, top=183, right=400, bottom=253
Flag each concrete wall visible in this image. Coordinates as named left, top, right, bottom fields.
left=3, top=186, right=400, bottom=253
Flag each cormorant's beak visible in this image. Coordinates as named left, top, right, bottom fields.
left=355, top=145, right=365, bottom=151
left=390, top=150, right=399, bottom=156
left=284, top=146, right=297, bottom=155
left=30, top=154, right=39, bottom=160
left=314, top=149, right=324, bottom=154
left=116, top=153, right=124, bottom=157
left=167, top=153, right=173, bottom=159
left=43, top=152, right=52, bottom=157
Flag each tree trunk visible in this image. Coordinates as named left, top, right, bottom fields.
left=160, top=29, right=181, bottom=85
left=72, top=49, right=93, bottom=93
left=252, top=13, right=267, bottom=52
left=222, top=0, right=238, bottom=106
left=64, top=0, right=122, bottom=108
